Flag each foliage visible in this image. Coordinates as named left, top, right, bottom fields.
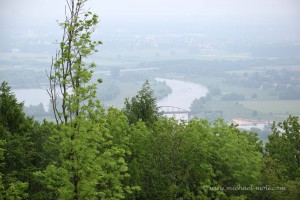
left=40, top=0, right=132, bottom=199
left=261, top=116, right=300, bottom=199
left=123, top=80, right=161, bottom=126
left=126, top=117, right=263, bottom=199
left=3, top=78, right=299, bottom=199
left=266, top=116, right=300, bottom=180
left=0, top=82, right=30, bottom=199
left=0, top=82, right=27, bottom=133
left=47, top=0, right=102, bottom=124
left=0, top=82, right=56, bottom=199
left=1, top=1, right=299, bottom=199
left=35, top=116, right=131, bottom=199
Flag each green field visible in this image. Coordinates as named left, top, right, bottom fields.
left=192, top=100, right=300, bottom=122
left=242, top=100, right=300, bottom=114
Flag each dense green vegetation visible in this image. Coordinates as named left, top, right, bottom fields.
left=123, top=80, right=161, bottom=126
left=1, top=81, right=300, bottom=199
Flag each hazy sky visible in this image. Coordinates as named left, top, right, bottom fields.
left=1, top=0, right=299, bottom=21
left=96, top=0, right=300, bottom=18
left=0, top=0, right=300, bottom=36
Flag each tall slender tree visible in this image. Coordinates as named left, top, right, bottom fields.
left=47, top=0, right=102, bottom=125
left=39, top=1, right=131, bottom=199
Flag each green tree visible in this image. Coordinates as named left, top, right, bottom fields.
left=210, top=120, right=263, bottom=199
left=0, top=82, right=53, bottom=199
left=126, top=116, right=263, bottom=200
left=47, top=0, right=102, bottom=125
left=0, top=82, right=27, bottom=133
left=0, top=82, right=29, bottom=199
left=266, top=116, right=300, bottom=180
left=261, top=116, right=300, bottom=199
left=123, top=80, right=161, bottom=126
left=39, top=1, right=131, bottom=199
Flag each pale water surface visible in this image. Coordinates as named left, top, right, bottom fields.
left=156, top=78, right=208, bottom=110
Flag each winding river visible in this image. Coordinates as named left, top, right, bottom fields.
left=13, top=78, right=208, bottom=112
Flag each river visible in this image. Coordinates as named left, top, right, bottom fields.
left=156, top=78, right=208, bottom=110
left=13, top=78, right=208, bottom=113
left=156, top=78, right=208, bottom=121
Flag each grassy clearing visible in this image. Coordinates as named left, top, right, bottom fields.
left=242, top=100, right=300, bottom=114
